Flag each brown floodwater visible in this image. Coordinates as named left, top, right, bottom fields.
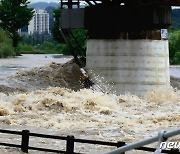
left=0, top=54, right=179, bottom=153
left=0, top=54, right=72, bottom=78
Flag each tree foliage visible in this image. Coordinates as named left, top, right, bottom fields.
left=52, top=7, right=64, bottom=43
left=0, top=0, right=34, bottom=54
left=169, top=29, right=180, bottom=64
left=45, top=6, right=55, bottom=32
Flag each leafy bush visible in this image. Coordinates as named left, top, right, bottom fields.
left=39, top=41, right=56, bottom=53
left=0, top=29, right=14, bottom=58
left=55, top=43, right=70, bottom=55
left=173, top=52, right=180, bottom=64
left=0, top=43, right=15, bottom=58
left=17, top=43, right=34, bottom=52
left=169, top=30, right=180, bottom=64
left=38, top=41, right=71, bottom=55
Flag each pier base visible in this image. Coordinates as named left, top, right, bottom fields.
left=86, top=39, right=170, bottom=96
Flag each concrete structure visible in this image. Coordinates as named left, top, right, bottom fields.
left=86, top=39, right=170, bottom=96
left=84, top=5, right=172, bottom=96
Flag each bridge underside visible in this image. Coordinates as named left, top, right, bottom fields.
left=60, top=0, right=180, bottom=9
left=84, top=5, right=171, bottom=39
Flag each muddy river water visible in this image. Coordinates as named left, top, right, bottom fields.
left=0, top=54, right=179, bottom=154
left=0, top=54, right=179, bottom=78
left=0, top=54, right=73, bottom=78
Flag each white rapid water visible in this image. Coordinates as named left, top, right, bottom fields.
left=0, top=54, right=179, bottom=153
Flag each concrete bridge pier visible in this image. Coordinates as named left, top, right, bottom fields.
left=86, top=36, right=170, bottom=96
left=60, top=3, right=173, bottom=96
left=84, top=5, right=172, bottom=96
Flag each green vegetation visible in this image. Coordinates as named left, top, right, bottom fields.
left=17, top=43, right=35, bottom=54
left=38, top=41, right=70, bottom=54
left=45, top=6, right=56, bottom=32
left=0, top=29, right=15, bottom=58
left=169, top=29, right=180, bottom=64
left=55, top=44, right=69, bottom=55
left=52, top=7, right=64, bottom=43
left=17, top=41, right=70, bottom=55
left=0, top=0, right=34, bottom=55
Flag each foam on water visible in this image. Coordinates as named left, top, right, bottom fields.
left=0, top=57, right=179, bottom=153
left=0, top=86, right=179, bottom=142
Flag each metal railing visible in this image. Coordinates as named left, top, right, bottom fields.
left=106, top=128, right=180, bottom=154
left=0, top=128, right=179, bottom=153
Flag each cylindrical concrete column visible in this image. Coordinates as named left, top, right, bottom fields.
left=86, top=39, right=170, bottom=96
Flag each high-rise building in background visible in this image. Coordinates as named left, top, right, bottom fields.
left=29, top=9, right=49, bottom=35
left=20, top=9, right=49, bottom=35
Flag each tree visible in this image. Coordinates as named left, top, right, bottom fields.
left=45, top=6, right=55, bottom=32
left=52, top=7, right=65, bottom=43
left=169, top=29, right=180, bottom=64
left=0, top=0, right=34, bottom=55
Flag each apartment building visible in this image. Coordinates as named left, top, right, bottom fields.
left=20, top=9, right=49, bottom=35
left=29, top=9, right=49, bottom=35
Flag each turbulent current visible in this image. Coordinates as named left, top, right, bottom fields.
left=0, top=55, right=179, bottom=153
left=0, top=87, right=179, bottom=138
